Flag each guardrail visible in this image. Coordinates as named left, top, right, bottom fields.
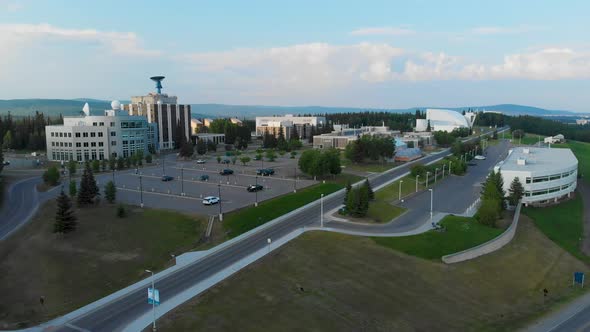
left=442, top=201, right=522, bottom=264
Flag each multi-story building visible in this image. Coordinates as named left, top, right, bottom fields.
left=256, top=114, right=326, bottom=140
left=312, top=125, right=399, bottom=149
left=494, top=147, right=578, bottom=206
left=124, top=77, right=191, bottom=150
left=45, top=101, right=158, bottom=162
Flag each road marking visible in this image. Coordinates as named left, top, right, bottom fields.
left=126, top=174, right=246, bottom=189
left=171, top=166, right=301, bottom=182
left=65, top=323, right=92, bottom=332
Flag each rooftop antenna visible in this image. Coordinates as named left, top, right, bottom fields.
left=150, top=76, right=165, bottom=94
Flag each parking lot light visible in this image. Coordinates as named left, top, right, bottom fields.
left=218, top=183, right=223, bottom=221
left=429, top=188, right=434, bottom=220
left=139, top=174, right=144, bottom=208
left=255, top=175, right=259, bottom=207
left=320, top=194, right=324, bottom=227
left=181, top=166, right=184, bottom=196
left=415, top=175, right=420, bottom=193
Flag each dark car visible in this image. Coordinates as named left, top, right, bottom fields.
left=467, top=161, right=477, bottom=166
left=161, top=175, right=174, bottom=181
left=221, top=159, right=231, bottom=164
left=199, top=174, right=210, bottom=181
left=256, top=168, right=275, bottom=176
left=247, top=184, right=263, bottom=192
left=219, top=169, right=234, bottom=175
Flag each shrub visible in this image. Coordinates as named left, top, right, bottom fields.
left=43, top=166, right=60, bottom=186
left=116, top=204, right=127, bottom=218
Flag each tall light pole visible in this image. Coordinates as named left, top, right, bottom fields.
left=145, top=269, right=156, bottom=332
left=434, top=168, right=439, bottom=184
left=442, top=164, right=446, bottom=178
left=180, top=166, right=184, bottom=196
left=429, top=188, right=433, bottom=220
left=449, top=161, right=452, bottom=176
left=218, top=183, right=223, bottom=221
left=139, top=174, right=144, bottom=208
left=320, top=194, right=324, bottom=227
left=426, top=171, right=430, bottom=188
left=255, top=175, right=259, bottom=207
left=267, top=238, right=272, bottom=254
left=162, top=154, right=165, bottom=175
left=293, top=167, right=297, bottom=193
left=398, top=180, right=403, bottom=201
left=416, top=175, right=420, bottom=193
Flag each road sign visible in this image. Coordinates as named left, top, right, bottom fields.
left=147, top=287, right=160, bottom=306
left=574, top=272, right=585, bottom=287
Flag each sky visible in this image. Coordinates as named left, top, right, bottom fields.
left=0, top=0, right=589, bottom=111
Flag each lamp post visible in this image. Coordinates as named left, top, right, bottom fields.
left=180, top=166, right=184, bottom=196
left=267, top=238, right=272, bottom=254
left=442, top=164, right=446, bottom=178
left=293, top=167, right=297, bottom=193
left=416, top=175, right=420, bottom=193
left=429, top=188, right=433, bottom=220
left=434, top=168, right=439, bottom=184
left=320, top=194, right=324, bottom=227
left=426, top=171, right=430, bottom=188
left=398, top=180, right=403, bottom=201
left=145, top=269, right=156, bottom=332
left=218, top=183, right=223, bottom=221
left=162, top=154, right=165, bottom=175
left=449, top=161, right=452, bottom=176
left=255, top=175, right=259, bottom=207
left=139, top=174, right=144, bottom=208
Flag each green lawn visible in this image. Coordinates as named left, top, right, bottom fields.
left=223, top=182, right=344, bottom=238
left=523, top=195, right=587, bottom=263
left=340, top=157, right=400, bottom=173
left=513, top=133, right=543, bottom=146
left=563, top=141, right=590, bottom=180
left=366, top=200, right=406, bottom=223
left=372, top=215, right=503, bottom=260
left=0, top=203, right=203, bottom=328
left=376, top=175, right=422, bottom=201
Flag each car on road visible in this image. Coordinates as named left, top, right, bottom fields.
left=221, top=159, right=231, bottom=164
left=199, top=174, right=210, bottom=181
left=474, top=155, right=486, bottom=160
left=161, top=175, right=174, bottom=181
left=253, top=155, right=261, bottom=160
left=256, top=168, right=275, bottom=176
left=196, top=159, right=206, bottom=164
left=2, top=160, right=9, bottom=166
left=467, top=161, right=477, bottom=166
left=247, top=184, right=263, bottom=192
left=219, top=169, right=234, bottom=175
left=202, top=196, right=220, bottom=205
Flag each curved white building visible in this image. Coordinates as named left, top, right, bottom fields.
left=494, top=147, right=578, bottom=206
left=416, top=109, right=476, bottom=132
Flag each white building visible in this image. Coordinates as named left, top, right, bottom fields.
left=544, top=134, right=565, bottom=144
left=494, top=147, right=578, bottom=206
left=46, top=101, right=158, bottom=162
left=576, top=119, right=589, bottom=125
left=256, top=114, right=326, bottom=139
left=194, top=133, right=225, bottom=144
left=313, top=124, right=399, bottom=149
left=416, top=109, right=476, bottom=132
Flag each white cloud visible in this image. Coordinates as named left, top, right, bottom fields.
left=471, top=25, right=546, bottom=35
left=350, top=26, right=415, bottom=36
left=0, top=23, right=160, bottom=57
left=0, top=1, right=23, bottom=12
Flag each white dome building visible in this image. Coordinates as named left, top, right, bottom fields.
left=416, top=109, right=476, bottom=132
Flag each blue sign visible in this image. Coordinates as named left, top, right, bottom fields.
left=574, top=272, right=585, bottom=286
left=148, top=287, right=160, bottom=306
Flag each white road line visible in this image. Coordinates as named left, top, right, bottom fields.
left=65, top=323, right=92, bottom=332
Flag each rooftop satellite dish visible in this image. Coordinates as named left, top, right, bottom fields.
left=150, top=76, right=165, bottom=94
left=82, top=102, right=90, bottom=116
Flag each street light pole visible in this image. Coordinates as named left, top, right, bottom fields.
left=429, top=188, right=433, bottom=220
left=181, top=167, right=184, bottom=196
left=449, top=161, right=452, bottom=176
left=218, top=183, right=223, bottom=221
left=442, top=164, right=446, bottom=178
left=255, top=175, right=259, bottom=207
left=139, top=174, right=144, bottom=208
left=112, top=168, right=115, bottom=183
left=434, top=168, right=439, bottom=184
left=162, top=154, right=165, bottom=175
left=293, top=167, right=297, bottom=193
left=320, top=194, right=324, bottom=227
left=426, top=171, right=430, bottom=188
left=145, top=269, right=156, bottom=332
left=416, top=175, right=420, bottom=193
left=398, top=180, right=403, bottom=201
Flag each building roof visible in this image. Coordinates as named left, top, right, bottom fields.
left=497, top=147, right=577, bottom=173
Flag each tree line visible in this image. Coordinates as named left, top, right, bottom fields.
left=0, top=112, right=63, bottom=151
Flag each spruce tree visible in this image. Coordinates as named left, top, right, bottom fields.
left=104, top=180, right=116, bottom=203
left=508, top=177, right=524, bottom=206
left=69, top=180, right=77, bottom=197
left=344, top=180, right=352, bottom=206
left=54, top=190, right=77, bottom=234
left=77, top=163, right=99, bottom=205
left=365, top=179, right=374, bottom=200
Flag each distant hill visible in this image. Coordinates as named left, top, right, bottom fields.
left=0, top=99, right=585, bottom=119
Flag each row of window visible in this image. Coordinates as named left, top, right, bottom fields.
left=525, top=169, right=577, bottom=184
left=121, top=121, right=145, bottom=129
left=51, top=142, right=104, bottom=148
left=524, top=182, right=574, bottom=197
left=51, top=131, right=109, bottom=138
left=51, top=149, right=105, bottom=162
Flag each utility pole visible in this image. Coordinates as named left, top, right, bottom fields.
left=429, top=188, right=434, bottom=220
left=139, top=174, right=144, bottom=208
left=218, top=183, right=223, bottom=221
left=416, top=175, right=420, bottom=193
left=320, top=194, right=324, bottom=227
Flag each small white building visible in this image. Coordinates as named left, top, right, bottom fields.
left=194, top=133, right=225, bottom=144
left=46, top=101, right=158, bottom=162
left=544, top=134, right=565, bottom=144
left=494, top=147, right=578, bottom=206
left=313, top=124, right=399, bottom=149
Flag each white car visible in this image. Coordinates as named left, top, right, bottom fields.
left=474, top=155, right=486, bottom=160
left=202, top=196, right=220, bottom=205
left=196, top=159, right=206, bottom=164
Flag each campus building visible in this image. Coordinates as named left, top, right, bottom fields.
left=46, top=101, right=158, bottom=162
left=312, top=124, right=399, bottom=149
left=494, top=147, right=578, bottom=206
left=123, top=77, right=191, bottom=150
left=256, top=114, right=326, bottom=140
left=415, top=109, right=476, bottom=132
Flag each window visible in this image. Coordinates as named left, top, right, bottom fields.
left=98, top=142, right=103, bottom=147
left=90, top=132, right=96, bottom=137
left=111, top=141, right=117, bottom=146
left=59, top=142, right=63, bottom=147
left=98, top=132, right=103, bottom=137
left=525, top=177, right=531, bottom=184
left=122, top=140, right=128, bottom=145
left=83, top=142, right=89, bottom=147
left=76, top=142, right=81, bottom=147
left=51, top=142, right=55, bottom=146
left=68, top=133, right=72, bottom=137
left=99, top=122, right=104, bottom=126
left=533, top=176, right=548, bottom=183
left=110, top=122, right=115, bottom=127
left=91, top=142, right=96, bottom=147
left=83, top=132, right=89, bottom=137
left=121, top=122, right=129, bottom=128
left=93, top=122, right=97, bottom=126
left=51, top=132, right=55, bottom=137
left=69, top=142, right=72, bottom=147
left=111, top=132, right=116, bottom=137
left=59, top=132, right=63, bottom=137
left=75, top=133, right=81, bottom=138
left=549, top=175, right=561, bottom=181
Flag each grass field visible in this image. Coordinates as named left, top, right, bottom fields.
left=513, top=133, right=543, bottom=146
left=223, top=182, right=345, bottom=238
left=564, top=141, right=590, bottom=180
left=366, top=200, right=406, bottom=223
left=523, top=195, right=587, bottom=263
left=0, top=202, right=204, bottom=329
left=372, top=215, right=504, bottom=260
left=155, top=217, right=587, bottom=332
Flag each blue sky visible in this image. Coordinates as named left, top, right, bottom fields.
left=1, top=0, right=589, bottom=111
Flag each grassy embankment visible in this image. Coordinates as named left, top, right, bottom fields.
left=0, top=203, right=204, bottom=329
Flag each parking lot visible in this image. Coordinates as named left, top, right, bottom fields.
left=95, top=154, right=317, bottom=216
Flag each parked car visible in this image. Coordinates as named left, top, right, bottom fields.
left=202, top=196, right=220, bottom=205
left=221, top=159, right=231, bottom=164
left=199, top=174, right=210, bottom=181
left=474, top=155, right=486, bottom=160
left=196, top=159, right=206, bottom=164
left=161, top=175, right=174, bottom=181
left=2, top=160, right=10, bottom=166
left=256, top=168, right=275, bottom=176
left=247, top=184, right=263, bottom=192
left=467, top=161, right=477, bottom=166
left=219, top=169, right=234, bottom=175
